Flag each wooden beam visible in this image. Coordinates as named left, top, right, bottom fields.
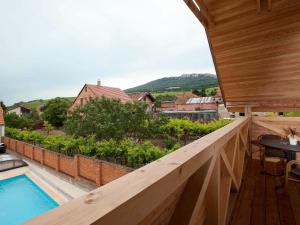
left=183, top=0, right=208, bottom=28
left=194, top=0, right=215, bottom=26
left=188, top=154, right=219, bottom=225
left=268, top=0, right=272, bottom=11
left=256, top=0, right=261, bottom=13
left=252, top=119, right=286, bottom=136
left=220, top=150, right=239, bottom=191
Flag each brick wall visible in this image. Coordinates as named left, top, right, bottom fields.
left=2, top=137, right=132, bottom=186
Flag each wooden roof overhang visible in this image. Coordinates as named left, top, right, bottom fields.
left=184, top=0, right=300, bottom=112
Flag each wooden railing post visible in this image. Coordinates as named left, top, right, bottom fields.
left=245, top=106, right=252, bottom=156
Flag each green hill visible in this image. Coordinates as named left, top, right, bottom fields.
left=125, top=73, right=218, bottom=93
left=8, top=97, right=75, bottom=111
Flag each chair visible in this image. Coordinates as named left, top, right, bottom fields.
left=286, top=160, right=300, bottom=184
left=258, top=135, right=287, bottom=176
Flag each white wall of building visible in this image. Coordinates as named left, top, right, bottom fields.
left=8, top=107, right=22, bottom=116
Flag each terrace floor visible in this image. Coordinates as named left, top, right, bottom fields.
left=229, top=159, right=300, bottom=225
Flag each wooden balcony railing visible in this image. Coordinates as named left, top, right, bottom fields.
left=26, top=117, right=250, bottom=225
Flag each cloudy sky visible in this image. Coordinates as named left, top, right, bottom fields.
left=0, top=0, right=214, bottom=105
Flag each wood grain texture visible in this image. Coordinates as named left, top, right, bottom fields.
left=200, top=0, right=300, bottom=112
left=229, top=159, right=300, bottom=225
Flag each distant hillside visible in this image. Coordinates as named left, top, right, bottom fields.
left=125, top=73, right=219, bottom=93
left=8, top=97, right=75, bottom=111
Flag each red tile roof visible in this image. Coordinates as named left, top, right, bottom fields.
left=87, top=84, right=132, bottom=103
left=0, top=106, right=4, bottom=125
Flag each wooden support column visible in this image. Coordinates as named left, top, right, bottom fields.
left=245, top=106, right=252, bottom=157
left=268, top=0, right=272, bottom=11
left=256, top=0, right=261, bottom=13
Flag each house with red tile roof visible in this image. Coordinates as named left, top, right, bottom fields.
left=0, top=106, right=4, bottom=141
left=69, top=81, right=132, bottom=111
left=128, top=92, right=155, bottom=112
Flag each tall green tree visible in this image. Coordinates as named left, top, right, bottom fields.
left=43, top=98, right=70, bottom=127
left=64, top=98, right=166, bottom=141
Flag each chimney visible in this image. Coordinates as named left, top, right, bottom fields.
left=97, top=79, right=101, bottom=86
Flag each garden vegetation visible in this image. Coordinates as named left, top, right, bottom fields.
left=5, top=98, right=232, bottom=167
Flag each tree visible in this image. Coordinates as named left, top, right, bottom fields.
left=43, top=98, right=70, bottom=127
left=192, top=89, right=201, bottom=96
left=64, top=98, right=166, bottom=141
left=4, top=113, right=34, bottom=130
left=199, top=88, right=207, bottom=97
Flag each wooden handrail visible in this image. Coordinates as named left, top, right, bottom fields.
left=26, top=117, right=250, bottom=225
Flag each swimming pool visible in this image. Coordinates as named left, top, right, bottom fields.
left=0, top=174, right=58, bottom=225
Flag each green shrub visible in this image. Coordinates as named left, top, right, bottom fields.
left=4, top=113, right=34, bottom=130
left=161, top=118, right=233, bottom=140
left=5, top=117, right=232, bottom=167
left=5, top=127, right=167, bottom=166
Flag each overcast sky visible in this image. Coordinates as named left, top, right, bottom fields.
left=0, top=0, right=215, bottom=105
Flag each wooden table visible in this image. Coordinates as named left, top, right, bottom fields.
left=259, top=134, right=300, bottom=161
left=259, top=134, right=300, bottom=189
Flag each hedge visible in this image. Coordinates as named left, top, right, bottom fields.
left=5, top=118, right=232, bottom=167
left=160, top=118, right=233, bottom=143
left=5, top=127, right=170, bottom=167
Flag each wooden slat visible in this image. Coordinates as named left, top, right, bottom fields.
left=230, top=159, right=300, bottom=225
left=186, top=0, right=300, bottom=111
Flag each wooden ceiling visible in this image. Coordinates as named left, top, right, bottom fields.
left=184, top=0, right=300, bottom=112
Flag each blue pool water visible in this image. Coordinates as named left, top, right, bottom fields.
left=0, top=174, right=58, bottom=225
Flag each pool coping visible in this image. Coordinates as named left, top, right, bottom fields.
left=0, top=167, right=67, bottom=205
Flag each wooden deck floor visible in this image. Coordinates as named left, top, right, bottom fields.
left=229, top=159, right=300, bottom=225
